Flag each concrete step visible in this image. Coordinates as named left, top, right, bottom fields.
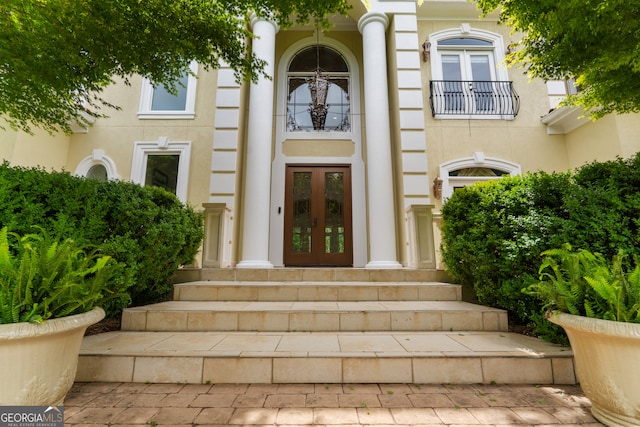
left=173, top=268, right=451, bottom=284
left=78, top=268, right=576, bottom=386
left=120, top=300, right=508, bottom=332
left=77, top=330, right=576, bottom=385
left=173, top=281, right=462, bottom=302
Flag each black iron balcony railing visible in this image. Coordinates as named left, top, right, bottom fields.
left=429, top=80, right=520, bottom=117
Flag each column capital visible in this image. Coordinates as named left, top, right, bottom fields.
left=249, top=13, right=280, bottom=33
left=357, top=11, right=389, bottom=34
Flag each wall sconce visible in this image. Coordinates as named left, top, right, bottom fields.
left=422, top=41, right=431, bottom=62
left=433, top=176, right=443, bottom=200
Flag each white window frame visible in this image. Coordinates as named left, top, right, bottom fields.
left=74, top=149, right=120, bottom=180
left=131, top=137, right=191, bottom=203
left=138, top=61, right=198, bottom=119
left=429, top=24, right=513, bottom=120
left=439, top=152, right=521, bottom=201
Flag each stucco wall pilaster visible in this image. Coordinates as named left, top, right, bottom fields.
left=209, top=64, right=243, bottom=265
left=390, top=10, right=430, bottom=208
left=387, top=7, right=431, bottom=267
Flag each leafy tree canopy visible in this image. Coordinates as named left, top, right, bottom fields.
left=0, top=0, right=350, bottom=133
left=475, top=0, right=640, bottom=119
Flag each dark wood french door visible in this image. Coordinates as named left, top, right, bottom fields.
left=283, top=165, right=353, bottom=266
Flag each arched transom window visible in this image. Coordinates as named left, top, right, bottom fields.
left=75, top=149, right=120, bottom=181
left=438, top=152, right=521, bottom=200
left=286, top=46, right=350, bottom=132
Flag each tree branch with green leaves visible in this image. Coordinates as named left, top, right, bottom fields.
left=0, top=0, right=350, bottom=134
left=474, top=0, right=640, bottom=119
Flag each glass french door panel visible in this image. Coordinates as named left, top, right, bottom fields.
left=442, top=55, right=463, bottom=79
left=441, top=55, right=465, bottom=112
left=291, top=172, right=312, bottom=253
left=470, top=55, right=492, bottom=80
left=470, top=55, right=494, bottom=112
left=324, top=172, right=345, bottom=254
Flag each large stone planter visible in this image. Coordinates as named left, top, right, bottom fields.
left=0, top=307, right=105, bottom=405
left=548, top=311, right=640, bottom=427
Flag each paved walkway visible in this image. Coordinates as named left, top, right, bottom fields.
left=64, top=382, right=602, bottom=426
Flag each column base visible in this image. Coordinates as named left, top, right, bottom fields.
left=236, top=260, right=274, bottom=269
left=365, top=260, right=403, bottom=269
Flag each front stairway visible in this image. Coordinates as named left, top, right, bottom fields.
left=77, top=268, right=576, bottom=384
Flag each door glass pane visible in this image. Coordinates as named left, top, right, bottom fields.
left=470, top=55, right=491, bottom=80
left=324, top=172, right=344, bottom=254
left=292, top=172, right=312, bottom=253
left=442, top=55, right=464, bottom=112
left=470, top=55, right=493, bottom=112
left=442, top=55, right=462, bottom=80
left=145, top=154, right=179, bottom=194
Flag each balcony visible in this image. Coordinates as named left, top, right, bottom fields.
left=429, top=80, right=520, bottom=118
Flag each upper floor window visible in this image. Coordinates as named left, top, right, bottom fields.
left=428, top=26, right=519, bottom=119
left=546, top=78, right=581, bottom=111
left=286, top=46, right=350, bottom=132
left=138, top=62, right=198, bottom=119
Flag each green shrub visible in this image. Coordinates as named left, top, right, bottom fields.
left=0, top=227, right=126, bottom=324
left=0, top=163, right=204, bottom=316
left=441, top=152, right=640, bottom=342
left=441, top=174, right=561, bottom=321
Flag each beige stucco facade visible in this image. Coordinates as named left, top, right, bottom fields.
left=2, top=0, right=639, bottom=270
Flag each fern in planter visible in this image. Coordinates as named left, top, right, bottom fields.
left=0, top=227, right=126, bottom=324
left=525, top=244, right=640, bottom=323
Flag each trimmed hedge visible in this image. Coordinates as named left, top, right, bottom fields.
left=441, top=153, right=640, bottom=342
left=0, top=162, right=204, bottom=317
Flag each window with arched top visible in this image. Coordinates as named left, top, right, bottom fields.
left=428, top=25, right=519, bottom=119
left=86, top=164, right=108, bottom=181
left=75, top=150, right=120, bottom=181
left=286, top=46, right=350, bottom=132
left=438, top=152, right=521, bottom=200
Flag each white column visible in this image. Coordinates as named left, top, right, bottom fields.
left=237, top=16, right=278, bottom=268
left=358, top=12, right=402, bottom=269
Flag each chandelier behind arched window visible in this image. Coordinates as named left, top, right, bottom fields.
left=287, top=46, right=350, bottom=132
